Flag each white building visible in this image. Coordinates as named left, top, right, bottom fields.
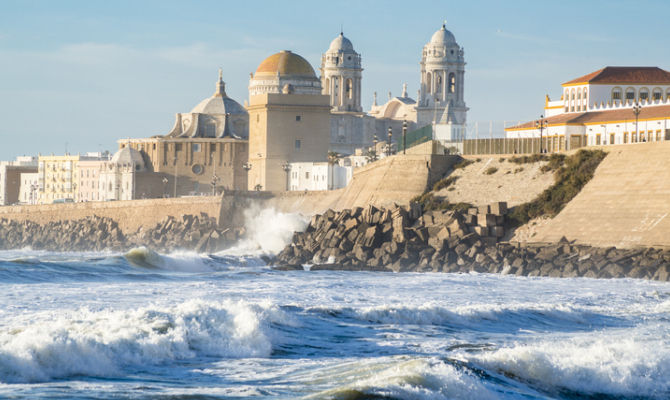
left=18, top=172, right=39, bottom=204
left=506, top=67, right=670, bottom=150
left=288, top=162, right=352, bottom=191
left=99, top=147, right=147, bottom=201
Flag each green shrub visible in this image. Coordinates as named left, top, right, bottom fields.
left=411, top=192, right=472, bottom=213
left=453, top=159, right=474, bottom=170
left=506, top=149, right=607, bottom=227
left=432, top=176, right=459, bottom=191
left=484, top=167, right=498, bottom=175
left=509, top=154, right=548, bottom=164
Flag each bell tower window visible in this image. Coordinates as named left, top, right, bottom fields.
left=449, top=73, right=456, bottom=93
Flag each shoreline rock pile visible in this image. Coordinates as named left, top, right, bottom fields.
left=274, top=204, right=670, bottom=281
left=0, top=213, right=243, bottom=253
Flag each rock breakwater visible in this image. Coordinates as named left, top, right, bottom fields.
left=0, top=213, right=243, bottom=253
left=275, top=204, right=670, bottom=281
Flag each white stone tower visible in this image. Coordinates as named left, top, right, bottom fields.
left=320, top=32, right=363, bottom=113
left=416, top=23, right=468, bottom=136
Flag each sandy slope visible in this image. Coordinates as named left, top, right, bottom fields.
left=433, top=157, right=554, bottom=207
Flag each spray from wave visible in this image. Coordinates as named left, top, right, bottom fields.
left=220, top=204, right=308, bottom=256
left=0, top=299, right=293, bottom=383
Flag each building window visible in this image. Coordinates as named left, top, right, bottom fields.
left=175, top=143, right=182, bottom=151
left=639, top=88, right=649, bottom=101
left=612, top=87, right=622, bottom=100
left=449, top=73, right=455, bottom=93
left=296, top=115, right=301, bottom=121
left=193, top=143, right=202, bottom=152
left=653, top=88, right=662, bottom=100
left=305, top=172, right=310, bottom=179
left=346, top=79, right=353, bottom=99
left=626, top=88, right=635, bottom=100
left=295, top=140, right=301, bottom=150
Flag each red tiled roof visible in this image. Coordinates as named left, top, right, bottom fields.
left=506, top=104, right=670, bottom=130
left=562, top=67, right=670, bottom=86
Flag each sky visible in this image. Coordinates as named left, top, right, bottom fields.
left=1, top=0, right=669, bottom=160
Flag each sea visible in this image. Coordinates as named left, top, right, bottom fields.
left=0, top=208, right=669, bottom=399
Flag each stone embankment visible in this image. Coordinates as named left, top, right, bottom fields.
left=274, top=204, right=670, bottom=281
left=0, top=213, right=243, bottom=253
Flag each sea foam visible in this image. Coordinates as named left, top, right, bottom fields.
left=0, top=299, right=291, bottom=383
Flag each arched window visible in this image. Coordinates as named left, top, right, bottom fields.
left=325, top=78, right=330, bottom=95
left=448, top=73, right=456, bottom=93
left=639, top=87, right=649, bottom=101
left=625, top=87, right=635, bottom=101
left=653, top=87, right=662, bottom=100
left=346, top=78, right=353, bottom=99
left=436, top=74, right=443, bottom=94
left=570, top=89, right=575, bottom=112
left=666, top=88, right=670, bottom=100
left=426, top=73, right=432, bottom=94
left=577, top=90, right=582, bottom=111
left=583, top=88, right=588, bottom=108
left=612, top=87, right=622, bottom=101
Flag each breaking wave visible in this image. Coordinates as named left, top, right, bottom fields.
left=221, top=205, right=308, bottom=256
left=0, top=299, right=293, bottom=383
left=467, top=330, right=670, bottom=398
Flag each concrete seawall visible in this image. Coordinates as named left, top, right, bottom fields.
left=531, top=142, right=670, bottom=248
left=0, top=153, right=456, bottom=235
left=0, top=197, right=225, bottom=234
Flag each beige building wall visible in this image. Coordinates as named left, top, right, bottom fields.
left=247, top=93, right=331, bottom=191
left=39, top=155, right=81, bottom=204
left=78, top=160, right=105, bottom=202
left=119, top=138, right=248, bottom=195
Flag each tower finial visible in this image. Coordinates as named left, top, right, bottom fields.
left=215, top=68, right=226, bottom=96
left=443, top=19, right=447, bottom=28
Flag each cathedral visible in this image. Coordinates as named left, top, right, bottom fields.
left=118, top=23, right=467, bottom=193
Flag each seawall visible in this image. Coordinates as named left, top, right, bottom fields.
left=530, top=141, right=670, bottom=248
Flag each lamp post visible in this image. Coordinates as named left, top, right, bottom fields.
left=633, top=102, right=642, bottom=142
left=210, top=173, right=219, bottom=196
left=162, top=177, right=168, bottom=198
left=402, top=120, right=407, bottom=155
left=173, top=156, right=178, bottom=198
left=535, top=115, right=547, bottom=153
left=387, top=127, right=393, bottom=156
left=281, top=162, right=291, bottom=191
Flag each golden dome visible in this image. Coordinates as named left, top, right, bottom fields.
left=255, top=50, right=316, bottom=77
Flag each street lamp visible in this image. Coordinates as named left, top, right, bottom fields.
left=210, top=173, right=219, bottom=196
left=162, top=177, right=168, bottom=198
left=281, top=162, right=291, bottom=191
left=535, top=115, right=548, bottom=153
left=387, top=127, right=393, bottom=156
left=402, top=120, right=408, bottom=155
left=173, top=156, right=178, bottom=198
left=633, top=102, right=642, bottom=142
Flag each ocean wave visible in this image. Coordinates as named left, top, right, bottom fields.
left=0, top=299, right=292, bottom=383
left=301, top=356, right=497, bottom=400
left=467, top=331, right=670, bottom=398
left=306, top=302, right=621, bottom=333
left=219, top=205, right=308, bottom=256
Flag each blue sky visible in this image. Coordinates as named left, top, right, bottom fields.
left=1, top=0, right=669, bottom=160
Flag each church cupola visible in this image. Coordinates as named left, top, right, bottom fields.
left=320, top=32, right=363, bottom=113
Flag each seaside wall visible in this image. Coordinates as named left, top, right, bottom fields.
left=0, top=196, right=225, bottom=234
left=0, top=154, right=453, bottom=234
left=531, top=141, right=670, bottom=248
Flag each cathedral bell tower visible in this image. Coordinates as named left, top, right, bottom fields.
left=320, top=32, right=363, bottom=113
left=416, top=23, right=468, bottom=130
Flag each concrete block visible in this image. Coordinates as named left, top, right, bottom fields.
left=490, top=201, right=508, bottom=215
left=477, top=205, right=490, bottom=215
